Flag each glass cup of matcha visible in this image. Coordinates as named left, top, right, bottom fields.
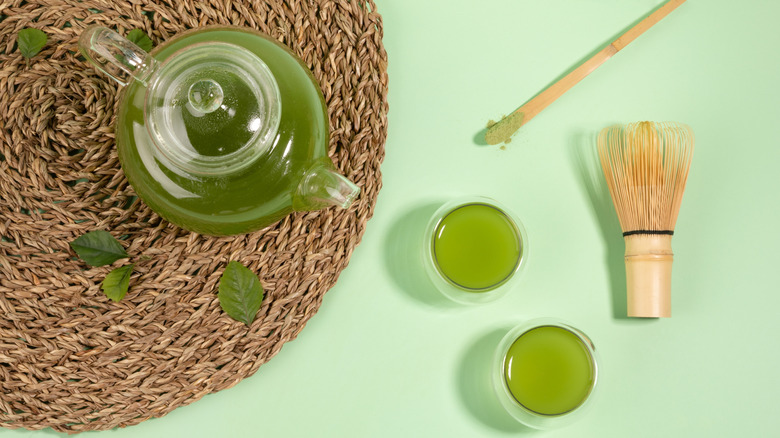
left=422, top=196, right=528, bottom=304
left=493, top=318, right=599, bottom=429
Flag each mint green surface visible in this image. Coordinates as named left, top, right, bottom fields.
left=9, top=0, right=780, bottom=436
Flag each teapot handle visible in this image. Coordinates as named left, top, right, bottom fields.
left=78, top=25, right=158, bottom=87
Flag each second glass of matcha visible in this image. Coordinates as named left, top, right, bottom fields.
left=493, top=318, right=599, bottom=429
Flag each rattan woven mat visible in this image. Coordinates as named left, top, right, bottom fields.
left=0, top=0, right=387, bottom=433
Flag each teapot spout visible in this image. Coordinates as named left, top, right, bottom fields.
left=293, top=159, right=360, bottom=211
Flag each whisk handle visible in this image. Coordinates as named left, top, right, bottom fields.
left=624, top=234, right=673, bottom=318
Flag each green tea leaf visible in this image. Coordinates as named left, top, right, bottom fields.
left=127, top=28, right=153, bottom=52
left=17, top=28, right=47, bottom=59
left=218, top=261, right=264, bottom=326
left=101, top=264, right=135, bottom=302
left=70, top=230, right=129, bottom=267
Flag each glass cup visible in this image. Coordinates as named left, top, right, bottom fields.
left=422, top=196, right=528, bottom=304
left=492, top=318, right=599, bottom=429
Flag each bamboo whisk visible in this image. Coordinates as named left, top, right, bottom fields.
left=598, top=122, right=694, bottom=317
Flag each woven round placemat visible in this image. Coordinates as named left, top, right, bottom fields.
left=0, top=0, right=387, bottom=433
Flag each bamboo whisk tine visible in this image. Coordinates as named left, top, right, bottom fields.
left=597, top=121, right=694, bottom=318
left=598, top=122, right=694, bottom=234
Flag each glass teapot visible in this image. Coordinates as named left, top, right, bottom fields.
left=78, top=25, right=360, bottom=236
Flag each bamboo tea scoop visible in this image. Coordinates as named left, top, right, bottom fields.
left=485, top=0, right=686, bottom=145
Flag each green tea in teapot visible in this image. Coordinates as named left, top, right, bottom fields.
left=79, top=26, right=359, bottom=235
left=176, top=69, right=261, bottom=157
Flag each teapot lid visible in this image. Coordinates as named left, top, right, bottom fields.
left=145, top=42, right=281, bottom=175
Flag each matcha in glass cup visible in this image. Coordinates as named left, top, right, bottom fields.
left=493, top=318, right=599, bottom=429
left=422, top=196, right=528, bottom=304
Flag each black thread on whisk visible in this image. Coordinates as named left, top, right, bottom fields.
left=623, top=230, right=675, bottom=237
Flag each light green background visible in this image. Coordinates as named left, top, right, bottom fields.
left=9, top=0, right=780, bottom=436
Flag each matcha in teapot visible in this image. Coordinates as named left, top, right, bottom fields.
left=78, top=25, right=360, bottom=235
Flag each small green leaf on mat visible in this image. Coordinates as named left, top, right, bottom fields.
left=127, top=28, right=153, bottom=52
left=101, top=264, right=135, bottom=302
left=218, top=261, right=264, bottom=326
left=70, top=230, right=129, bottom=267
left=17, top=28, right=47, bottom=62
